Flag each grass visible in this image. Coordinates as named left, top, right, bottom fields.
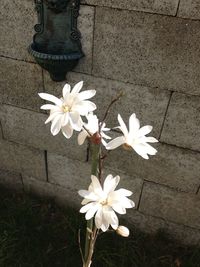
left=0, top=187, right=199, bottom=267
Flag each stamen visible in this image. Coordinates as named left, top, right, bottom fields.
left=62, top=105, right=70, bottom=113
left=123, top=143, right=132, bottom=151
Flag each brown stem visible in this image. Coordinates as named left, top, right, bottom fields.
left=83, top=125, right=92, bottom=137
left=83, top=228, right=98, bottom=267
left=78, top=229, right=84, bottom=264
left=100, top=91, right=124, bottom=131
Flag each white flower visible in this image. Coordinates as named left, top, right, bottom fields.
left=106, top=113, right=158, bottom=159
left=38, top=81, right=96, bottom=138
left=78, top=174, right=135, bottom=232
left=116, top=226, right=130, bottom=237
left=78, top=113, right=111, bottom=146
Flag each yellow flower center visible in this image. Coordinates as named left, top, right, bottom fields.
left=123, top=143, right=132, bottom=151
left=100, top=199, right=108, bottom=206
left=62, top=105, right=70, bottom=113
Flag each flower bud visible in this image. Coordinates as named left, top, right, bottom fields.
left=116, top=226, right=130, bottom=237
left=90, top=132, right=102, bottom=144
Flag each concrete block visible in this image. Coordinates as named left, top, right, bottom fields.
left=93, top=7, right=200, bottom=95
left=0, top=139, right=46, bottom=181
left=0, top=104, right=87, bottom=161
left=0, top=57, right=43, bottom=111
left=139, top=182, right=200, bottom=229
left=81, top=0, right=179, bottom=16
left=178, top=0, right=200, bottom=20
left=126, top=209, right=200, bottom=246
left=75, top=5, right=94, bottom=74
left=23, top=174, right=200, bottom=246
left=161, top=93, right=200, bottom=151
left=105, top=142, right=200, bottom=193
left=0, top=0, right=36, bottom=61
left=0, top=169, right=23, bottom=191
left=65, top=72, right=171, bottom=138
left=47, top=152, right=143, bottom=208
left=0, top=121, right=3, bottom=139
left=23, top=174, right=80, bottom=208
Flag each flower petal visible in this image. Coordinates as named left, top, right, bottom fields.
left=69, top=112, right=83, bottom=131
left=132, top=143, right=150, bottom=159
left=118, top=114, right=128, bottom=136
left=133, top=142, right=157, bottom=157
left=91, top=175, right=103, bottom=195
left=111, top=203, right=126, bottom=214
left=112, top=188, right=133, bottom=197
left=45, top=111, right=62, bottom=124
left=138, top=125, right=153, bottom=137
left=38, top=93, right=62, bottom=106
left=78, top=190, right=99, bottom=201
left=63, top=83, right=71, bottom=98
left=71, top=81, right=83, bottom=94
left=50, top=116, right=62, bottom=136
left=103, top=175, right=120, bottom=195
left=61, top=124, right=73, bottom=139
left=72, top=101, right=96, bottom=115
left=61, top=112, right=69, bottom=126
left=120, top=197, right=135, bottom=209
left=80, top=202, right=96, bottom=213
left=106, top=136, right=125, bottom=150
left=95, top=207, right=103, bottom=229
left=40, top=104, right=57, bottom=110
left=129, top=113, right=140, bottom=134
left=142, top=136, right=158, bottom=143
left=85, top=203, right=100, bottom=220
left=78, top=90, right=96, bottom=101
left=109, top=210, right=119, bottom=230
left=78, top=131, right=88, bottom=145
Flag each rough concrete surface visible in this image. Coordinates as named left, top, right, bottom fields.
left=81, top=0, right=179, bottom=16
left=139, top=182, right=200, bottom=229
left=0, top=104, right=87, bottom=161
left=0, top=0, right=36, bottom=61
left=22, top=174, right=81, bottom=208
left=0, top=169, right=23, bottom=191
left=161, top=93, right=200, bottom=152
left=0, top=139, right=46, bottom=181
left=48, top=152, right=143, bottom=208
left=0, top=57, right=43, bottom=111
left=93, top=7, right=200, bottom=95
left=66, top=72, right=171, bottom=138
left=23, top=174, right=200, bottom=246
left=105, top=142, right=200, bottom=193
left=178, top=0, right=200, bottom=20
left=75, top=5, right=95, bottom=74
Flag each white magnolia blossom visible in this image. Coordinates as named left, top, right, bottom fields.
left=78, top=113, right=111, bottom=146
left=78, top=174, right=135, bottom=232
left=116, top=226, right=130, bottom=237
left=38, top=81, right=96, bottom=138
left=106, top=113, right=158, bottom=159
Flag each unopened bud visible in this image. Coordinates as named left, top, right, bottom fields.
left=90, top=132, right=101, bottom=144
left=116, top=226, right=130, bottom=237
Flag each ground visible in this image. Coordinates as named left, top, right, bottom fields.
left=0, top=187, right=199, bottom=267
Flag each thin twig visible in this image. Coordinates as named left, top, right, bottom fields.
left=100, top=90, right=124, bottom=131
left=83, top=125, right=92, bottom=137
left=78, top=229, right=85, bottom=265
left=101, top=150, right=111, bottom=160
left=86, top=140, right=90, bottom=162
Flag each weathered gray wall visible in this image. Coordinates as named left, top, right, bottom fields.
left=0, top=0, right=200, bottom=245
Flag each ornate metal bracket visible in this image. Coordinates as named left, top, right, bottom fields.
left=28, top=0, right=84, bottom=81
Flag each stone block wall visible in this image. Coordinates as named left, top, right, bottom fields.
left=0, top=0, right=200, bottom=245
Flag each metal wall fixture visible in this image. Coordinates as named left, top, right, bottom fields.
left=28, top=0, right=84, bottom=81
